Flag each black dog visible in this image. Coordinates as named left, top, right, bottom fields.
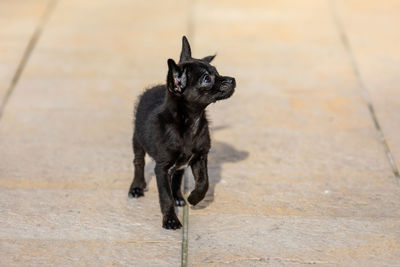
left=128, top=36, right=236, bottom=229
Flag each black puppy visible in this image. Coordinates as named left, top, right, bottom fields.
left=128, top=36, right=236, bottom=230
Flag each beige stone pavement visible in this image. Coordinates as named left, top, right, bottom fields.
left=0, top=0, right=399, bottom=266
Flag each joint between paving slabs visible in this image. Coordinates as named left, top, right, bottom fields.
left=0, top=0, right=58, bottom=120
left=181, top=170, right=189, bottom=267
left=181, top=2, right=194, bottom=265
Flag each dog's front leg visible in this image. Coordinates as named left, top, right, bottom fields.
left=154, top=163, right=182, bottom=230
left=188, top=154, right=209, bottom=206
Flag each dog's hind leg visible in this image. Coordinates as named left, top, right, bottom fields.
left=171, top=169, right=186, bottom=206
left=128, top=136, right=146, bottom=198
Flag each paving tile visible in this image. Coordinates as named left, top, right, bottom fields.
left=189, top=215, right=400, bottom=266
left=0, top=188, right=181, bottom=266
left=0, top=239, right=180, bottom=266
left=0, top=0, right=48, bottom=103
left=334, top=0, right=400, bottom=173
left=186, top=0, right=400, bottom=265
left=0, top=188, right=177, bottom=240
left=0, top=0, right=188, bottom=189
left=0, top=0, right=190, bottom=265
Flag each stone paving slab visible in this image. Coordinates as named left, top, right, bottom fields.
left=334, top=0, right=400, bottom=173
left=189, top=215, right=400, bottom=266
left=0, top=0, right=48, bottom=103
left=0, top=189, right=181, bottom=265
left=0, top=0, right=188, bottom=189
left=187, top=0, right=400, bottom=265
left=1, top=239, right=180, bottom=266
left=0, top=189, right=174, bottom=240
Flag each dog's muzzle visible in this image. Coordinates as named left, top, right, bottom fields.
left=215, top=77, right=235, bottom=101
left=220, top=77, right=236, bottom=92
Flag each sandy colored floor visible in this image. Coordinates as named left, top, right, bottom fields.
left=1, top=0, right=399, bottom=266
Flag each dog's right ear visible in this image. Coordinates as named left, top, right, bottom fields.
left=167, top=59, right=187, bottom=96
left=179, top=36, right=192, bottom=63
left=202, top=54, right=216, bottom=63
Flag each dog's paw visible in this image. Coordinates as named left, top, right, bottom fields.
left=187, top=187, right=208, bottom=206
left=187, top=192, right=202, bottom=206
left=174, top=197, right=186, bottom=207
left=162, top=215, right=182, bottom=230
left=128, top=187, right=144, bottom=198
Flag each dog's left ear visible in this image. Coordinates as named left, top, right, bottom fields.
left=202, top=54, right=216, bottom=63
left=179, top=36, right=192, bottom=63
left=167, top=59, right=187, bottom=95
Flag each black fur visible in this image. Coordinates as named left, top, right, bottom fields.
left=128, top=36, right=236, bottom=230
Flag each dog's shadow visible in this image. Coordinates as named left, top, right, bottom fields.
left=144, top=126, right=249, bottom=210
left=191, top=139, right=248, bottom=209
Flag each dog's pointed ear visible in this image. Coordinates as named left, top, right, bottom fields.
left=202, top=54, right=216, bottom=63
left=179, top=36, right=192, bottom=63
left=167, top=59, right=187, bottom=95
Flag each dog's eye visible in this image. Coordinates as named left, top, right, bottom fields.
left=202, top=74, right=211, bottom=84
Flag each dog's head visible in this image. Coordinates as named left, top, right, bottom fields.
left=166, top=36, right=235, bottom=106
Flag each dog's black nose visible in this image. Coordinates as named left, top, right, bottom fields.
left=225, top=77, right=236, bottom=87
left=222, top=77, right=236, bottom=88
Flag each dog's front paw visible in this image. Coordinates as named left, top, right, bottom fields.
left=174, top=197, right=186, bottom=207
left=187, top=191, right=205, bottom=206
left=128, top=187, right=144, bottom=198
left=162, top=214, right=182, bottom=230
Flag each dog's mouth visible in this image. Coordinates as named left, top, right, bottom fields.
left=214, top=87, right=235, bottom=101
left=213, top=80, right=235, bottom=102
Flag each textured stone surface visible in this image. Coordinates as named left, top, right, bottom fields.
left=0, top=189, right=181, bottom=265
left=0, top=0, right=48, bottom=102
left=1, top=239, right=180, bottom=266
left=189, top=215, right=400, bottom=266
left=1, top=0, right=400, bottom=266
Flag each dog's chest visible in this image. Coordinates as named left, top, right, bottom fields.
left=167, top=152, right=193, bottom=176
left=176, top=136, right=197, bottom=167
left=175, top=154, right=194, bottom=170
left=171, top=134, right=200, bottom=171
left=167, top=115, right=209, bottom=171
